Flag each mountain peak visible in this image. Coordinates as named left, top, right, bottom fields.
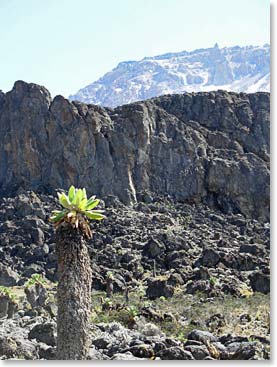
left=69, top=44, right=270, bottom=108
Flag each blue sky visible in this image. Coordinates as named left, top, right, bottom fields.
left=0, top=0, right=270, bottom=97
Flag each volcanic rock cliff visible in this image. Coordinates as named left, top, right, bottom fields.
left=0, top=81, right=270, bottom=220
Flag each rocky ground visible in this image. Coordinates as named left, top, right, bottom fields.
left=0, top=190, right=270, bottom=360
left=0, top=83, right=270, bottom=360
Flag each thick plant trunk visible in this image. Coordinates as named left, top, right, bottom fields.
left=55, top=222, right=92, bottom=360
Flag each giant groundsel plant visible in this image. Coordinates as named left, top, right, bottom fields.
left=50, top=185, right=105, bottom=238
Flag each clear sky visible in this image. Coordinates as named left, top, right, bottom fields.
left=0, top=0, right=270, bottom=98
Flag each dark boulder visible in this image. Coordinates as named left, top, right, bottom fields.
left=249, top=271, right=270, bottom=294
left=143, top=238, right=165, bottom=258
left=0, top=265, right=19, bottom=286
left=158, top=346, right=194, bottom=360
left=0, top=294, right=9, bottom=318
left=184, top=345, right=210, bottom=359
left=28, top=322, right=56, bottom=346
left=146, top=278, right=174, bottom=300
left=38, top=343, right=56, bottom=360
left=126, top=344, right=155, bottom=358
left=201, top=248, right=221, bottom=267
left=187, top=329, right=218, bottom=344
left=227, top=341, right=266, bottom=360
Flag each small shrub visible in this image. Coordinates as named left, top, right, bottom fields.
left=209, top=277, right=217, bottom=286
left=24, top=273, right=47, bottom=288
left=0, top=286, right=17, bottom=302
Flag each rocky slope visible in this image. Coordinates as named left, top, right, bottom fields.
left=0, top=191, right=270, bottom=360
left=0, top=191, right=270, bottom=295
left=0, top=81, right=270, bottom=360
left=0, top=81, right=270, bottom=221
left=69, top=44, right=270, bottom=107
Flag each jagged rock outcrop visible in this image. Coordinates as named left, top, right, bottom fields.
left=0, top=81, right=270, bottom=220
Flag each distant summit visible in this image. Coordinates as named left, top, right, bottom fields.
left=69, top=44, right=270, bottom=107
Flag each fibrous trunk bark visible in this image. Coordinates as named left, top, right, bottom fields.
left=55, top=222, right=92, bottom=360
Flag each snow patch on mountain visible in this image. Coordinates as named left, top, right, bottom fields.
left=69, top=44, right=270, bottom=107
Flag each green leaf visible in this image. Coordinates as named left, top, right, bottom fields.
left=72, top=188, right=83, bottom=206
left=52, top=210, right=62, bottom=215
left=68, top=185, right=75, bottom=202
left=87, top=195, right=96, bottom=203
left=79, top=198, right=88, bottom=211
left=58, top=192, right=71, bottom=209
left=85, top=198, right=100, bottom=210
left=50, top=210, right=67, bottom=223
left=84, top=210, right=106, bottom=220
left=82, top=188, right=87, bottom=201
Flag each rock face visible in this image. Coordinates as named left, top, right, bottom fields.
left=0, top=81, right=270, bottom=220
left=69, top=44, right=270, bottom=107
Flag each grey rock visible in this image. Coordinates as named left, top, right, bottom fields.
left=15, top=337, right=39, bottom=360
left=7, top=300, right=18, bottom=319
left=24, top=283, right=48, bottom=309
left=87, top=347, right=108, bottom=360
left=92, top=336, right=111, bottom=350
left=28, top=322, right=56, bottom=346
left=45, top=302, right=58, bottom=318
left=184, top=340, right=203, bottom=347
left=239, top=243, right=265, bottom=255
left=141, top=322, right=164, bottom=337
left=126, top=344, right=155, bottom=358
left=164, top=338, right=181, bottom=347
left=143, top=238, right=165, bottom=258
left=0, top=294, right=9, bottom=318
left=187, top=329, right=218, bottom=344
left=38, top=343, right=56, bottom=360
left=249, top=271, right=270, bottom=294
left=0, top=336, right=18, bottom=358
left=92, top=322, right=134, bottom=356
left=211, top=341, right=228, bottom=359
left=146, top=278, right=174, bottom=300
left=22, top=264, right=43, bottom=278
left=0, top=334, right=36, bottom=360
left=14, top=195, right=34, bottom=217
left=167, top=273, right=184, bottom=286
left=186, top=280, right=212, bottom=295
left=201, top=248, right=221, bottom=267
left=158, top=346, right=194, bottom=360
left=36, top=284, right=48, bottom=307
left=24, top=286, right=38, bottom=309
left=31, top=228, right=45, bottom=245
left=111, top=351, right=146, bottom=360
left=0, top=264, right=19, bottom=286
left=33, top=244, right=49, bottom=259
left=219, top=334, right=248, bottom=345
left=153, top=341, right=167, bottom=353
left=184, top=344, right=210, bottom=359
left=227, top=341, right=266, bottom=360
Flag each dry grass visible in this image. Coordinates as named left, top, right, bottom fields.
left=6, top=282, right=270, bottom=344
left=90, top=289, right=270, bottom=341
